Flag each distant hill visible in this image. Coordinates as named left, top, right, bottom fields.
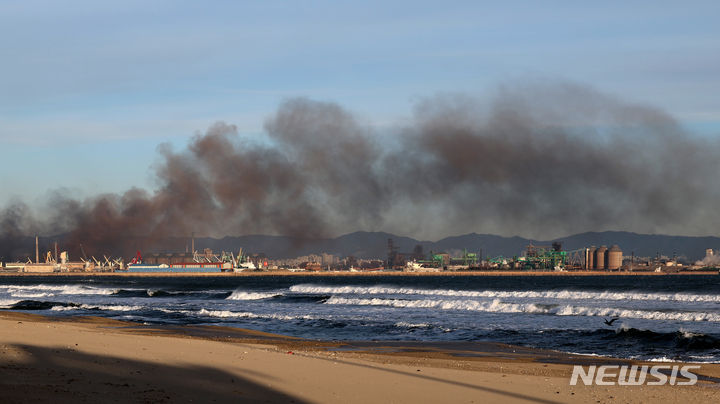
left=7, top=231, right=720, bottom=261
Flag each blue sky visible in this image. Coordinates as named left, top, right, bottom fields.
left=1, top=1, right=719, bottom=205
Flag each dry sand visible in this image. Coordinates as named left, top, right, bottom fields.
left=1, top=312, right=718, bottom=403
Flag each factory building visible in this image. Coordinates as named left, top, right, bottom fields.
left=144, top=252, right=195, bottom=265
left=144, top=248, right=219, bottom=265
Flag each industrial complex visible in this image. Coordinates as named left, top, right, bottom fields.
left=2, top=235, right=719, bottom=274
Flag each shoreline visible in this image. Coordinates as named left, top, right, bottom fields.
left=1, top=312, right=719, bottom=403
left=1, top=270, right=717, bottom=277
left=5, top=311, right=718, bottom=367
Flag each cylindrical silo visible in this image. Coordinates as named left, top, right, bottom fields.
left=607, top=245, right=623, bottom=270
left=594, top=246, right=608, bottom=270
left=586, top=246, right=596, bottom=270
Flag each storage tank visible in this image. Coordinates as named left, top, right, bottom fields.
left=586, top=246, right=596, bottom=270
left=594, top=246, right=608, bottom=270
left=607, top=245, right=623, bottom=270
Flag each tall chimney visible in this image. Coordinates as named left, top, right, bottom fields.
left=35, top=236, right=39, bottom=264
left=191, top=232, right=195, bottom=253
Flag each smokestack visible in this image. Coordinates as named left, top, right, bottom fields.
left=35, top=235, right=39, bottom=264
left=191, top=232, right=195, bottom=253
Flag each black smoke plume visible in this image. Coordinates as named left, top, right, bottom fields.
left=2, top=81, right=719, bottom=259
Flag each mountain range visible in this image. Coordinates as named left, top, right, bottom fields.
left=189, top=231, right=719, bottom=261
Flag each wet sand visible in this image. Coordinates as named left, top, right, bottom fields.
left=1, top=312, right=718, bottom=403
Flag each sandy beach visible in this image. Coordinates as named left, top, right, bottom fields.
left=1, top=312, right=718, bottom=403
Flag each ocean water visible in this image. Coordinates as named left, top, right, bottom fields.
left=1, top=275, right=719, bottom=362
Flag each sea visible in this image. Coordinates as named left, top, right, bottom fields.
left=1, top=274, right=719, bottom=363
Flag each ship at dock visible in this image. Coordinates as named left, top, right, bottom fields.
left=124, top=248, right=257, bottom=273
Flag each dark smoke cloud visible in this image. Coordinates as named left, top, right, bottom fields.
left=397, top=83, right=720, bottom=239
left=2, top=80, right=719, bottom=259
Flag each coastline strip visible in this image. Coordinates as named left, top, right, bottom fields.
left=1, top=270, right=717, bottom=277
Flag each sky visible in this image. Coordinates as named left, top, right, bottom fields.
left=1, top=1, right=719, bottom=239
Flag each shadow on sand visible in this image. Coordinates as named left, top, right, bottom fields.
left=0, top=343, right=308, bottom=403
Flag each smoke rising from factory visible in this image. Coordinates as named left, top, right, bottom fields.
left=2, top=80, right=720, bottom=258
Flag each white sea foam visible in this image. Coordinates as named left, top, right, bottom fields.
left=395, top=321, right=431, bottom=329
left=50, top=304, right=143, bottom=312
left=325, top=297, right=545, bottom=314
left=197, top=308, right=316, bottom=321
left=198, top=309, right=258, bottom=318
left=0, top=299, right=19, bottom=308
left=226, top=290, right=280, bottom=300
left=325, top=296, right=720, bottom=322
left=554, top=305, right=720, bottom=322
left=647, top=356, right=678, bottom=362
left=290, top=284, right=720, bottom=303
left=0, top=284, right=115, bottom=297
left=566, top=352, right=606, bottom=358
left=10, top=292, right=53, bottom=298
left=679, top=328, right=703, bottom=339
left=686, top=355, right=720, bottom=363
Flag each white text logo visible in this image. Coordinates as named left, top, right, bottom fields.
left=569, top=365, right=700, bottom=386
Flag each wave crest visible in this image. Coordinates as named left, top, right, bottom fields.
left=325, top=296, right=720, bottom=322
left=290, top=284, right=720, bottom=303
left=226, top=290, right=280, bottom=300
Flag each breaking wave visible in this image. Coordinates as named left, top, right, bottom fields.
left=7, top=292, right=54, bottom=298
left=325, top=296, right=550, bottom=313
left=271, top=294, right=331, bottom=303
left=5, top=300, right=80, bottom=310
left=0, top=284, right=116, bottom=297
left=0, top=299, right=143, bottom=312
left=50, top=303, right=144, bottom=312
left=0, top=298, right=19, bottom=308
left=226, top=290, right=281, bottom=300
left=611, top=327, right=720, bottom=350
left=290, top=284, right=720, bottom=303
left=325, top=296, right=720, bottom=322
left=197, top=308, right=317, bottom=321
left=554, top=306, right=720, bottom=322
